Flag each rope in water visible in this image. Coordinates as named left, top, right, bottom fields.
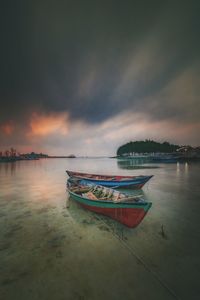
left=96, top=215, right=181, bottom=300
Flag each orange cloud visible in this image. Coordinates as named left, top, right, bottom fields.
left=29, top=112, right=69, bottom=136
left=0, top=121, right=14, bottom=135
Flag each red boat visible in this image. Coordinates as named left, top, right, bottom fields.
left=67, top=178, right=152, bottom=228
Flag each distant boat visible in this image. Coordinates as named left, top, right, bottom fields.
left=67, top=178, right=152, bottom=227
left=151, top=155, right=179, bottom=163
left=66, top=170, right=153, bottom=189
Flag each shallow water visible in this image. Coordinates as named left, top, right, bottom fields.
left=0, top=158, right=200, bottom=300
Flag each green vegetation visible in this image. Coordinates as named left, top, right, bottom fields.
left=117, top=140, right=179, bottom=156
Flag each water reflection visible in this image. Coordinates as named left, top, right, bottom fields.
left=0, top=159, right=44, bottom=176
left=185, top=162, right=189, bottom=174
left=176, top=161, right=190, bottom=178
left=176, top=162, right=180, bottom=175
left=117, top=158, right=159, bottom=170
left=0, top=161, right=17, bottom=175
left=1, top=158, right=200, bottom=299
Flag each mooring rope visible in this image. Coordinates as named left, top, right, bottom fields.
left=96, top=215, right=181, bottom=300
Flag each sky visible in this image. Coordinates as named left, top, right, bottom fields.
left=1, top=0, right=200, bottom=156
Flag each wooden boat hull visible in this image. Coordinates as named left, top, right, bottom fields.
left=66, top=170, right=153, bottom=189
left=68, top=190, right=152, bottom=228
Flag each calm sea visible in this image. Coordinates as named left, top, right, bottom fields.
left=0, top=158, right=200, bottom=300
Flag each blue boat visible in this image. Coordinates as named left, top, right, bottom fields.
left=66, top=170, right=153, bottom=189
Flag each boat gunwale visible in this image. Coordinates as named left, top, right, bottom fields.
left=66, top=170, right=153, bottom=181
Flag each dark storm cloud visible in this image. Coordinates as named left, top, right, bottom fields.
left=1, top=0, right=200, bottom=127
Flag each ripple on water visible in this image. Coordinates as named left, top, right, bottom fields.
left=4, top=224, right=23, bottom=238
left=35, top=205, right=56, bottom=214
left=0, top=242, right=11, bottom=252
left=47, top=234, right=66, bottom=248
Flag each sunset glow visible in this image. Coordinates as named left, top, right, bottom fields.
left=0, top=1, right=199, bottom=155
left=0, top=121, right=14, bottom=135
left=29, top=112, right=69, bottom=136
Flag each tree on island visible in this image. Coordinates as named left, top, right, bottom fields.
left=117, top=140, right=180, bottom=156
left=0, top=148, right=48, bottom=161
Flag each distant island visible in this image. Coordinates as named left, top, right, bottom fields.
left=0, top=149, right=49, bottom=162
left=0, top=148, right=77, bottom=162
left=116, top=139, right=200, bottom=159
